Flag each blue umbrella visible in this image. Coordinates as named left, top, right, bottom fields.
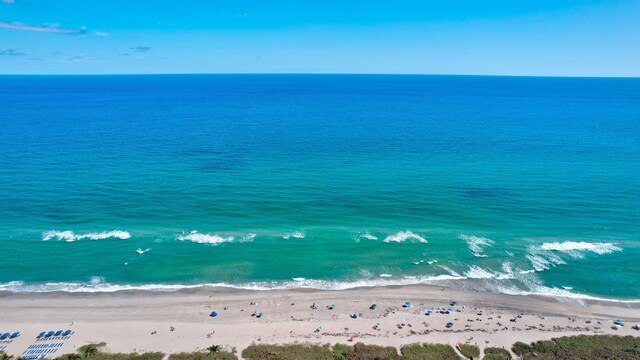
left=426, top=310, right=433, bottom=315
left=0, top=333, right=9, bottom=339
left=46, top=331, right=55, bottom=337
left=37, top=332, right=45, bottom=338
left=210, top=311, right=218, bottom=317
left=10, top=332, right=20, bottom=338
left=446, top=322, right=454, bottom=328
left=63, top=330, right=72, bottom=336
left=54, top=330, right=63, bottom=336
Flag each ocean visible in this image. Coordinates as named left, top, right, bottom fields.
left=0, top=74, right=638, bottom=300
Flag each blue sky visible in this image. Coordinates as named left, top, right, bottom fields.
left=1, top=0, right=639, bottom=76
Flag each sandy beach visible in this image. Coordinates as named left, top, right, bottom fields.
left=1, top=285, right=639, bottom=358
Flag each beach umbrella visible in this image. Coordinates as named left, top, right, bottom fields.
left=37, top=332, right=45, bottom=338
left=446, top=322, right=454, bottom=328
left=426, top=310, right=433, bottom=315
left=63, top=330, right=72, bottom=336
left=210, top=311, right=218, bottom=317
left=46, top=331, right=55, bottom=337
left=448, top=307, right=454, bottom=312
left=0, top=333, right=9, bottom=339
left=10, top=332, right=20, bottom=338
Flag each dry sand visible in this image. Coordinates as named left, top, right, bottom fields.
left=1, top=284, right=639, bottom=358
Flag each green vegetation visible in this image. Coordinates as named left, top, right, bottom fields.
left=241, top=344, right=334, bottom=360
left=401, top=343, right=460, bottom=360
left=456, top=344, right=480, bottom=359
left=0, top=351, right=13, bottom=360
left=39, top=335, right=640, bottom=360
left=512, top=335, right=640, bottom=359
left=333, top=342, right=400, bottom=359
left=56, top=342, right=164, bottom=360
left=168, top=350, right=238, bottom=360
left=78, top=343, right=107, bottom=359
left=482, top=347, right=511, bottom=360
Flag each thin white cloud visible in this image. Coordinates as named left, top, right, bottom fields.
left=2, top=0, right=16, bottom=4
left=0, top=21, right=86, bottom=34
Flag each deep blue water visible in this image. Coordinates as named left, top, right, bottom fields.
left=0, top=75, right=639, bottom=299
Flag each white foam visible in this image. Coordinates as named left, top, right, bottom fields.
left=540, top=241, right=622, bottom=255
left=292, top=277, right=305, bottom=282
left=464, top=265, right=497, bottom=279
left=2, top=276, right=638, bottom=303
left=379, top=274, right=392, bottom=278
left=42, top=230, right=131, bottom=242
left=243, top=233, right=257, bottom=241
left=383, top=231, right=427, bottom=243
left=459, top=235, right=494, bottom=257
left=282, top=231, right=305, bottom=240
left=361, top=232, right=378, bottom=240
left=177, top=231, right=237, bottom=245
left=136, top=248, right=150, bottom=255
left=436, top=265, right=463, bottom=277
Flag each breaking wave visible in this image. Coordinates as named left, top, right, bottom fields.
left=177, top=231, right=254, bottom=245
left=383, top=231, right=427, bottom=243
left=525, top=240, right=622, bottom=271
left=361, top=232, right=378, bottom=240
left=459, top=234, right=494, bottom=257
left=540, top=241, right=622, bottom=256
left=282, top=231, right=305, bottom=239
left=42, top=230, right=131, bottom=242
left=2, top=275, right=637, bottom=303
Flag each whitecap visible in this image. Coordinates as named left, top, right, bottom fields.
left=136, top=248, right=150, bottom=254
left=464, top=265, right=496, bottom=279
left=282, top=231, right=305, bottom=239
left=459, top=234, right=494, bottom=257
left=379, top=274, right=392, bottom=278
left=42, top=230, right=131, bottom=242
left=361, top=232, right=378, bottom=240
left=243, top=233, right=257, bottom=241
left=383, top=231, right=427, bottom=243
left=292, top=277, right=305, bottom=282
left=540, top=241, right=622, bottom=255
left=177, top=231, right=236, bottom=245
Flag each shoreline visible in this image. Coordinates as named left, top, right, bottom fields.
left=2, top=278, right=640, bottom=304
left=1, top=284, right=639, bottom=357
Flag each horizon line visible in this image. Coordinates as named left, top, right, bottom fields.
left=0, top=72, right=639, bottom=79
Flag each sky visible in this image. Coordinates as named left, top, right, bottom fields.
left=0, top=0, right=639, bottom=76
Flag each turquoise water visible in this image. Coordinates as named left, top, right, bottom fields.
left=1, top=75, right=639, bottom=300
